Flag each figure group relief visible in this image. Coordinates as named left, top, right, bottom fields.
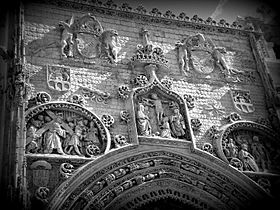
left=222, top=130, right=280, bottom=173
left=135, top=92, right=187, bottom=140
left=25, top=108, right=106, bottom=157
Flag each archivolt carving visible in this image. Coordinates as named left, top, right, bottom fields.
left=214, top=121, right=280, bottom=173
left=48, top=150, right=269, bottom=210
left=25, top=102, right=111, bottom=157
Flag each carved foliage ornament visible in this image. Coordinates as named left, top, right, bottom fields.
left=25, top=102, right=110, bottom=157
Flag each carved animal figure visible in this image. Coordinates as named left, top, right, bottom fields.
left=98, top=29, right=118, bottom=63
left=212, top=47, right=228, bottom=71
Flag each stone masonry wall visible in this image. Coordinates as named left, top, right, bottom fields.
left=24, top=1, right=268, bottom=150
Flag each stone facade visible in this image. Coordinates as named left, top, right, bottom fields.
left=1, top=0, right=280, bottom=209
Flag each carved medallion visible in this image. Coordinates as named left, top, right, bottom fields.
left=47, top=65, right=70, bottom=91
left=230, top=89, right=255, bottom=113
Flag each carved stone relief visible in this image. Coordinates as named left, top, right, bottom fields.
left=25, top=102, right=110, bottom=157
left=47, top=65, right=71, bottom=92
left=230, top=89, right=255, bottom=113
left=216, top=122, right=280, bottom=173
left=58, top=13, right=119, bottom=64
left=131, top=28, right=169, bottom=70
left=175, top=33, right=255, bottom=83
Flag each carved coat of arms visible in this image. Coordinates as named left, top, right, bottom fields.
left=30, top=161, right=52, bottom=187
left=187, top=33, right=215, bottom=74
left=47, top=65, right=70, bottom=91
left=230, top=89, right=255, bottom=113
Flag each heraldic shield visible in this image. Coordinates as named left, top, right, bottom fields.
left=47, top=65, right=70, bottom=91
left=75, top=14, right=103, bottom=58
left=230, top=89, right=255, bottom=113
left=191, top=49, right=215, bottom=74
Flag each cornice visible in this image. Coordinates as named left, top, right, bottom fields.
left=28, top=0, right=263, bottom=37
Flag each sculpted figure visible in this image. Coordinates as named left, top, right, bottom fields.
left=226, top=138, right=238, bottom=158
left=212, top=47, right=228, bottom=71
left=26, top=119, right=43, bottom=153
left=98, top=29, right=119, bottom=63
left=43, top=116, right=66, bottom=155
left=84, top=122, right=101, bottom=148
left=64, top=120, right=83, bottom=156
left=160, top=116, right=172, bottom=138
left=169, top=108, right=186, bottom=138
left=136, top=103, right=152, bottom=136
left=251, top=136, right=270, bottom=171
left=59, top=15, right=76, bottom=58
left=175, top=40, right=189, bottom=73
left=238, top=143, right=259, bottom=172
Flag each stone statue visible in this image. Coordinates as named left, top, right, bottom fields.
left=84, top=121, right=101, bottom=148
left=64, top=120, right=83, bottom=156
left=26, top=119, right=43, bottom=153
left=238, top=143, right=259, bottom=172
left=141, top=93, right=168, bottom=125
left=160, top=116, right=172, bottom=138
left=175, top=40, right=189, bottom=73
left=251, top=136, right=270, bottom=172
left=136, top=103, right=152, bottom=136
left=225, top=138, right=238, bottom=158
left=42, top=115, right=66, bottom=155
left=169, top=108, right=186, bottom=138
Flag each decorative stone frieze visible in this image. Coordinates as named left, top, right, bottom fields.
left=81, top=87, right=111, bottom=104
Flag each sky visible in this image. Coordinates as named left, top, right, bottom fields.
left=113, top=0, right=276, bottom=23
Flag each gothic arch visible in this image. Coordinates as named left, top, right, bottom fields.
left=47, top=145, right=271, bottom=210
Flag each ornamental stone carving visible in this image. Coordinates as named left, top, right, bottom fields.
left=230, top=89, right=255, bottom=113
left=175, top=34, right=255, bottom=83
left=131, top=28, right=168, bottom=70
left=47, top=65, right=71, bottom=92
left=25, top=102, right=111, bottom=157
left=215, top=121, right=280, bottom=173
left=58, top=13, right=118, bottom=63
left=59, top=163, right=75, bottom=179
left=132, top=65, right=192, bottom=141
